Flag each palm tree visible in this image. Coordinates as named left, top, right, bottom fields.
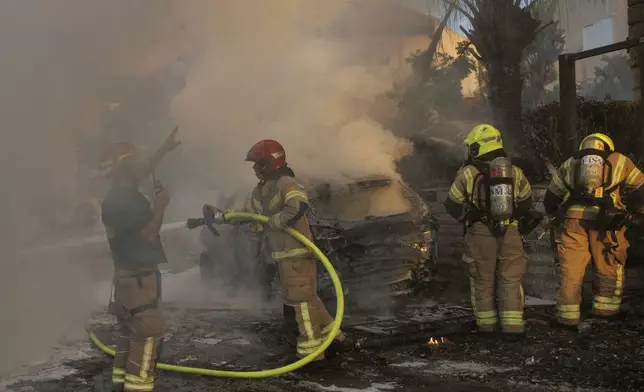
left=579, top=54, right=634, bottom=100
left=434, top=0, right=548, bottom=149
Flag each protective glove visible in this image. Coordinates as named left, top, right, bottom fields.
left=600, top=206, right=629, bottom=231
left=203, top=204, right=227, bottom=224
left=517, top=209, right=544, bottom=236
left=464, top=206, right=485, bottom=223
left=267, top=214, right=283, bottom=229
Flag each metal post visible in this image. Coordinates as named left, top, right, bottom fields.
left=639, top=50, right=644, bottom=134
left=638, top=45, right=644, bottom=102
left=558, top=54, right=578, bottom=154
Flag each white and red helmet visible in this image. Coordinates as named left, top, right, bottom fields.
left=245, top=139, right=287, bottom=170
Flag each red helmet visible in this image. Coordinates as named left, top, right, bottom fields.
left=99, top=141, right=135, bottom=177
left=245, top=139, right=287, bottom=170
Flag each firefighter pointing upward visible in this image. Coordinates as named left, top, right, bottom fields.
left=205, top=140, right=346, bottom=364
left=544, top=133, right=644, bottom=329
left=444, top=124, right=533, bottom=340
left=100, top=129, right=180, bottom=392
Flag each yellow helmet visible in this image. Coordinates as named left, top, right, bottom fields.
left=579, top=133, right=614, bottom=152
left=464, top=124, right=504, bottom=158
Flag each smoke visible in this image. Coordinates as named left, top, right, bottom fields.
left=169, top=1, right=413, bottom=196
left=0, top=0, right=184, bottom=376
left=0, top=251, right=107, bottom=377
left=0, top=0, right=417, bottom=376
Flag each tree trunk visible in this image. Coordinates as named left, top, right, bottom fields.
left=629, top=0, right=644, bottom=102
left=459, top=1, right=540, bottom=150
left=486, top=58, right=524, bottom=150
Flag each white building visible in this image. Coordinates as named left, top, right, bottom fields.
left=558, top=0, right=629, bottom=84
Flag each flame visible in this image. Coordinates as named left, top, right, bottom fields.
left=427, top=337, right=448, bottom=345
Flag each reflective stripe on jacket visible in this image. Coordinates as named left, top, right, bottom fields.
left=245, top=175, right=314, bottom=260
left=547, top=152, right=644, bottom=220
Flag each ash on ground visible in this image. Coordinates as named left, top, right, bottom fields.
left=3, top=265, right=644, bottom=392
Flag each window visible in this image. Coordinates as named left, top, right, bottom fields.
left=582, top=17, right=614, bottom=51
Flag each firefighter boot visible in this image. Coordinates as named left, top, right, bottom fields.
left=327, top=335, right=355, bottom=355
left=550, top=318, right=580, bottom=332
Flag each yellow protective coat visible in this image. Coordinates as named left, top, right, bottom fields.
left=447, top=163, right=532, bottom=333
left=548, top=152, right=644, bottom=324
left=246, top=175, right=314, bottom=260
left=245, top=175, right=344, bottom=359
left=548, top=152, right=644, bottom=220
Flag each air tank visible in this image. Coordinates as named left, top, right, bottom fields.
left=577, top=154, right=605, bottom=195
left=487, top=156, right=514, bottom=223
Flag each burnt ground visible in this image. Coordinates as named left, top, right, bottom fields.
left=3, top=264, right=644, bottom=392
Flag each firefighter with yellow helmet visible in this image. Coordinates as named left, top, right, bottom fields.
left=544, top=133, right=644, bottom=330
left=444, top=124, right=534, bottom=340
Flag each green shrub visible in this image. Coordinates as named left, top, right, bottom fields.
left=521, top=98, right=643, bottom=183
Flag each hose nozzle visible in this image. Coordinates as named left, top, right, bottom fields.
left=186, top=217, right=205, bottom=230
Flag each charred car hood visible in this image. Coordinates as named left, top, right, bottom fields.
left=310, top=209, right=439, bottom=301
left=309, top=210, right=434, bottom=252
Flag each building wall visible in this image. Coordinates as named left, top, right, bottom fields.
left=559, top=0, right=629, bottom=83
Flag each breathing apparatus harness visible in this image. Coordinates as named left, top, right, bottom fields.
left=462, top=156, right=541, bottom=236
left=549, top=148, right=633, bottom=265
left=463, top=157, right=512, bottom=234
left=460, top=125, right=542, bottom=237
left=555, top=149, right=629, bottom=232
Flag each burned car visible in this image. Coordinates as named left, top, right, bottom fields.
left=197, top=177, right=439, bottom=307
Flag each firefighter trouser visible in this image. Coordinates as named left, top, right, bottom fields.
left=556, top=219, right=628, bottom=325
left=277, top=256, right=345, bottom=360
left=463, top=223, right=527, bottom=333
left=109, top=268, right=165, bottom=391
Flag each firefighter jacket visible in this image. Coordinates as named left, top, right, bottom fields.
left=545, top=152, right=644, bottom=220
left=244, top=170, right=314, bottom=260
left=446, top=163, right=532, bottom=225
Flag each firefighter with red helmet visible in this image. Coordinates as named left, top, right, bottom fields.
left=99, top=129, right=180, bottom=392
left=205, top=139, right=346, bottom=363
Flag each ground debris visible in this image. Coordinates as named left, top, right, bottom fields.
left=4, top=302, right=644, bottom=391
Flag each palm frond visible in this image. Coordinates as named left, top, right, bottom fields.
left=527, top=0, right=607, bottom=27
left=432, top=0, right=608, bottom=31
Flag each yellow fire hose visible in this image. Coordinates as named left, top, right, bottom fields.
left=89, top=211, right=345, bottom=378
